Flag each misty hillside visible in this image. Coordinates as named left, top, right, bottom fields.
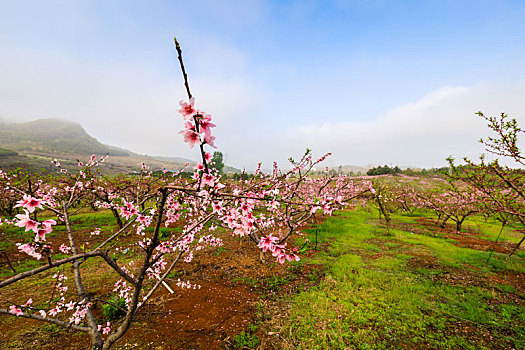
left=0, top=118, right=129, bottom=156
left=0, top=118, right=241, bottom=174
left=0, top=147, right=18, bottom=157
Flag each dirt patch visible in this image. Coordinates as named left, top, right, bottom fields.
left=389, top=217, right=523, bottom=256
left=407, top=254, right=442, bottom=270
left=125, top=281, right=257, bottom=349
left=444, top=233, right=517, bottom=255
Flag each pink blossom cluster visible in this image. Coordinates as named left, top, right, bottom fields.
left=178, top=98, right=216, bottom=149
left=15, top=211, right=56, bottom=242
left=15, top=194, right=43, bottom=213
left=98, top=322, right=111, bottom=335
left=16, top=272, right=91, bottom=325
left=120, top=200, right=139, bottom=220
left=113, top=280, right=133, bottom=306
left=146, top=257, right=168, bottom=279
left=9, top=304, right=23, bottom=316
left=258, top=235, right=300, bottom=263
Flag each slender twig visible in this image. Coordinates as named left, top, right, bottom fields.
left=0, top=308, right=91, bottom=332
left=1, top=250, right=17, bottom=274
left=0, top=251, right=103, bottom=288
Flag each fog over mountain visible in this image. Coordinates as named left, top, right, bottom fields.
left=0, top=118, right=207, bottom=173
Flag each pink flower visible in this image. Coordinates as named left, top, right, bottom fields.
left=288, top=253, right=300, bottom=262
left=14, top=210, right=39, bottom=233
left=198, top=114, right=216, bottom=136
left=65, top=301, right=75, bottom=311
left=178, top=97, right=196, bottom=119
left=42, top=219, right=56, bottom=229
left=310, top=205, right=321, bottom=214
left=202, top=173, right=215, bottom=187
left=15, top=195, right=43, bottom=213
left=137, top=215, right=151, bottom=226
left=35, top=219, right=56, bottom=241
left=102, top=322, right=111, bottom=334
left=204, top=133, right=216, bottom=148
left=258, top=235, right=278, bottom=253
left=120, top=201, right=138, bottom=220
left=59, top=244, right=72, bottom=254
left=17, top=243, right=42, bottom=260
left=9, top=305, right=23, bottom=316
left=184, top=251, right=194, bottom=262
left=212, top=201, right=223, bottom=214
left=204, top=152, right=212, bottom=162
left=49, top=307, right=61, bottom=316
left=35, top=228, right=48, bottom=242
left=179, top=129, right=201, bottom=148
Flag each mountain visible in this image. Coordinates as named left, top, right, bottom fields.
left=0, top=147, right=18, bottom=157
left=147, top=155, right=195, bottom=164
left=0, top=118, right=129, bottom=156
left=0, top=118, right=241, bottom=174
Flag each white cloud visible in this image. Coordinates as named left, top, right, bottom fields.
left=256, top=82, right=525, bottom=169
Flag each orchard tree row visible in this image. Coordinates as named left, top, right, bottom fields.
left=368, top=112, right=523, bottom=257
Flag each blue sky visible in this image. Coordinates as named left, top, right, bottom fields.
left=1, top=0, right=524, bottom=169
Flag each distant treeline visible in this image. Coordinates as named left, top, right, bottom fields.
left=146, top=164, right=448, bottom=178
left=366, top=165, right=402, bottom=175
left=366, top=165, right=449, bottom=176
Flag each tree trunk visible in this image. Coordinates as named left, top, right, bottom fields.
left=456, top=218, right=464, bottom=232
left=110, top=208, right=124, bottom=229
left=439, top=214, right=450, bottom=228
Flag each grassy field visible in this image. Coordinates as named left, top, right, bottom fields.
left=272, top=207, right=525, bottom=350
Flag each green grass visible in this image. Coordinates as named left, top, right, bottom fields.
left=278, top=207, right=525, bottom=349
left=232, top=329, right=260, bottom=349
